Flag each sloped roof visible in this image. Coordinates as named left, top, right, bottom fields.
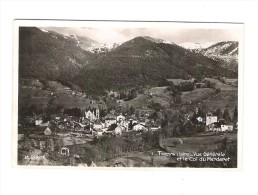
left=94, top=119, right=102, bottom=125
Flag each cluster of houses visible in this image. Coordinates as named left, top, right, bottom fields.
left=196, top=112, right=236, bottom=132
left=80, top=108, right=161, bottom=136
left=205, top=114, right=235, bottom=132
left=30, top=107, right=161, bottom=138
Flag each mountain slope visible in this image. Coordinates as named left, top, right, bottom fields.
left=196, top=41, right=238, bottom=71
left=75, top=37, right=237, bottom=95
left=179, top=42, right=215, bottom=51
left=19, top=27, right=95, bottom=82
left=45, top=29, right=120, bottom=54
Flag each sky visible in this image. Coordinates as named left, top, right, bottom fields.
left=44, top=26, right=242, bottom=44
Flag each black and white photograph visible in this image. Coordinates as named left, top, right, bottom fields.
left=15, top=21, right=242, bottom=168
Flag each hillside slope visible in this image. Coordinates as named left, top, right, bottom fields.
left=75, top=37, right=237, bottom=94
left=19, top=27, right=96, bottom=82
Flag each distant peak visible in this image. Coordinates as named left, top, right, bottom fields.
left=130, top=36, right=175, bottom=45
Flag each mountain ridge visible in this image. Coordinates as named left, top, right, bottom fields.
left=19, top=27, right=238, bottom=95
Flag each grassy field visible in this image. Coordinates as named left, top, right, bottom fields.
left=159, top=132, right=237, bottom=154
left=204, top=78, right=237, bottom=91
left=19, top=78, right=106, bottom=109
left=181, top=88, right=214, bottom=103
left=121, top=86, right=172, bottom=108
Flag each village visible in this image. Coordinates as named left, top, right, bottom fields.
left=17, top=76, right=238, bottom=167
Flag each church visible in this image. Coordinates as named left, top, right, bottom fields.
left=85, top=107, right=100, bottom=121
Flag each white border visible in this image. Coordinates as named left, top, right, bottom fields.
left=12, top=20, right=244, bottom=171
left=1, top=1, right=258, bottom=195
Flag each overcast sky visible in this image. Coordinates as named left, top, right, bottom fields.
left=44, top=27, right=241, bottom=44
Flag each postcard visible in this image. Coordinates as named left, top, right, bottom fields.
left=13, top=20, right=243, bottom=168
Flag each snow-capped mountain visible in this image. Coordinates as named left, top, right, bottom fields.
left=141, top=36, right=176, bottom=45
left=86, top=42, right=120, bottom=53
left=180, top=41, right=238, bottom=71
left=200, top=41, right=238, bottom=57
left=39, top=28, right=120, bottom=54
left=179, top=42, right=215, bottom=51
left=198, top=41, right=238, bottom=71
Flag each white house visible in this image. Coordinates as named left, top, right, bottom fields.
left=105, top=118, right=117, bottom=128
left=150, top=126, right=161, bottom=131
left=117, top=114, right=125, bottom=124
left=206, top=116, right=218, bottom=126
left=197, top=117, right=204, bottom=123
left=114, top=126, right=125, bottom=135
left=35, top=119, right=43, bottom=126
left=96, top=130, right=104, bottom=136
left=133, top=124, right=146, bottom=131
left=61, top=147, right=69, bottom=156
left=93, top=119, right=103, bottom=130
left=44, top=127, right=52, bottom=135
left=221, top=125, right=234, bottom=132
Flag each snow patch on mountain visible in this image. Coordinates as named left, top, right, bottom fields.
left=142, top=36, right=176, bottom=45
left=179, top=42, right=215, bottom=50
left=86, top=42, right=120, bottom=53
left=39, top=28, right=49, bottom=33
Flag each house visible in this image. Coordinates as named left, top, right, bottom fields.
left=221, top=125, right=234, bottom=132
left=117, top=114, right=125, bottom=123
left=114, top=126, right=125, bottom=135
left=96, top=129, right=104, bottom=136
left=129, top=118, right=138, bottom=125
left=206, top=116, right=218, bottom=126
left=40, top=121, right=50, bottom=127
left=93, top=119, right=103, bottom=130
left=85, top=108, right=99, bottom=121
left=39, top=140, right=46, bottom=150
left=35, top=118, right=43, bottom=126
left=44, top=127, right=52, bottom=135
left=196, top=117, right=204, bottom=123
left=150, top=126, right=161, bottom=131
left=61, top=147, right=70, bottom=156
left=206, top=123, right=221, bottom=132
left=105, top=117, right=117, bottom=128
left=133, top=124, right=147, bottom=131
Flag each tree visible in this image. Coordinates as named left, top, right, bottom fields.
left=233, top=107, right=238, bottom=123
left=100, top=108, right=107, bottom=118
left=128, top=106, right=135, bottom=115
left=223, top=109, right=231, bottom=123
left=152, top=103, right=162, bottom=112
left=46, top=97, right=56, bottom=115
left=197, top=107, right=205, bottom=118
left=214, top=108, right=222, bottom=119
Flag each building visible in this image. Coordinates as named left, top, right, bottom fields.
left=221, top=125, right=234, bottom=132
left=105, top=117, right=117, bottom=128
left=35, top=117, right=43, bottom=126
left=196, top=117, right=204, bottom=123
left=44, top=127, right=52, bottom=135
left=133, top=124, right=147, bottom=131
left=93, top=119, right=103, bottom=130
left=117, top=114, right=126, bottom=126
left=85, top=108, right=99, bottom=121
left=114, top=126, right=125, bottom=135
left=150, top=126, right=161, bottom=131
left=61, top=147, right=70, bottom=156
left=206, top=116, right=218, bottom=126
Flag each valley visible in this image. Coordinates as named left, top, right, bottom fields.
left=17, top=27, right=239, bottom=168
